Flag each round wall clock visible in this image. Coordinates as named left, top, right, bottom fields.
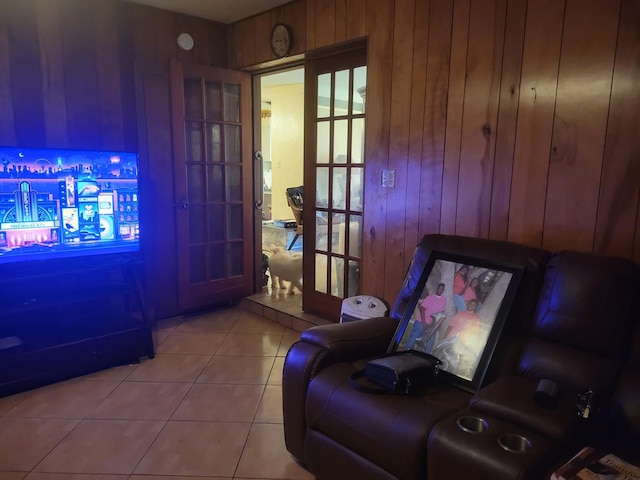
left=270, top=23, right=293, bottom=58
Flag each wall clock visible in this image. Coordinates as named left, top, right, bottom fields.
left=270, top=23, right=293, bottom=58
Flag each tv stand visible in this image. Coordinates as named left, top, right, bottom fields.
left=0, top=254, right=154, bottom=397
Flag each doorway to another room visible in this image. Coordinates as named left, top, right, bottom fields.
left=250, top=46, right=367, bottom=322
left=257, top=67, right=305, bottom=301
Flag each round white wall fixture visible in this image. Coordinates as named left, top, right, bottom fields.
left=177, top=33, right=194, bottom=51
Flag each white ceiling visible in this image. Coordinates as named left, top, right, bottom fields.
left=122, top=0, right=292, bottom=24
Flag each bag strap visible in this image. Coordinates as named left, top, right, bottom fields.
left=349, top=370, right=389, bottom=394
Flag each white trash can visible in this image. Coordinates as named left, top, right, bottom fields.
left=340, top=295, right=388, bottom=323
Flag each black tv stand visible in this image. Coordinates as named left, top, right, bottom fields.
left=0, top=253, right=155, bottom=397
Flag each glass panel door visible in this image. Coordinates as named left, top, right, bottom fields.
left=171, top=61, right=252, bottom=310
left=304, top=48, right=367, bottom=319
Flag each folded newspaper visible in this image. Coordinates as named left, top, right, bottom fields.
left=551, top=446, right=640, bottom=480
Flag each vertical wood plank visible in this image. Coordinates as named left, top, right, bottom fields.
left=346, top=0, right=367, bottom=40
left=6, top=0, right=46, bottom=147
left=404, top=0, right=430, bottom=258
left=274, top=3, right=292, bottom=26
left=384, top=0, right=415, bottom=297
left=117, top=1, right=138, bottom=152
left=131, top=4, right=157, bottom=69
left=508, top=0, right=564, bottom=247
left=208, top=20, right=228, bottom=67
left=94, top=0, right=124, bottom=149
left=441, top=0, right=470, bottom=235
left=315, top=0, right=336, bottom=48
left=135, top=69, right=179, bottom=317
left=253, top=13, right=273, bottom=63
left=35, top=0, right=68, bottom=147
left=226, top=23, right=241, bottom=69
left=361, top=0, right=394, bottom=298
left=59, top=0, right=100, bottom=148
left=168, top=17, right=184, bottom=59
left=455, top=0, right=506, bottom=238
left=543, top=0, right=620, bottom=252
left=306, top=0, right=317, bottom=51
left=418, top=0, right=454, bottom=240
left=0, top=0, right=17, bottom=145
left=291, top=0, right=307, bottom=55
left=240, top=18, right=257, bottom=67
left=489, top=0, right=526, bottom=240
left=191, top=18, right=213, bottom=65
left=635, top=204, right=640, bottom=263
left=335, top=0, right=347, bottom=43
left=594, top=0, right=640, bottom=258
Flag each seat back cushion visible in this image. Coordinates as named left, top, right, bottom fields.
left=518, top=251, right=640, bottom=394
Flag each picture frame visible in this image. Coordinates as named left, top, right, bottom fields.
left=388, top=251, right=525, bottom=392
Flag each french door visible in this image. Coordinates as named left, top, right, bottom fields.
left=170, top=60, right=253, bottom=310
left=303, top=48, right=367, bottom=318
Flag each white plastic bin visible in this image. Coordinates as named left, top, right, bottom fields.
left=340, top=295, right=388, bottom=323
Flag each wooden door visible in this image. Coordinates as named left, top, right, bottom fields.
left=303, top=48, right=367, bottom=319
left=170, top=60, right=253, bottom=310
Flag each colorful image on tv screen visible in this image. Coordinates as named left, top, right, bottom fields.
left=0, top=146, right=140, bottom=263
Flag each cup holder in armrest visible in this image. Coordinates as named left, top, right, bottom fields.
left=497, top=434, right=532, bottom=454
left=456, top=416, right=490, bottom=433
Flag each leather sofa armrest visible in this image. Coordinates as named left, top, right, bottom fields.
left=300, top=316, right=399, bottom=361
left=470, top=375, right=580, bottom=441
left=283, top=316, right=398, bottom=463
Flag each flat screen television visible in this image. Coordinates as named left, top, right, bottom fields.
left=0, top=146, right=140, bottom=264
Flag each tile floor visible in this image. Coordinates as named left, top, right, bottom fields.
left=0, top=295, right=323, bottom=480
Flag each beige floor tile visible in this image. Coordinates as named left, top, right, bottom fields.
left=1, top=303, right=328, bottom=480
left=231, top=312, right=286, bottom=334
left=81, top=364, right=138, bottom=382
left=25, top=474, right=127, bottom=479
left=134, top=421, right=250, bottom=477
left=0, top=391, right=28, bottom=416
left=4, top=379, right=118, bottom=419
left=130, top=476, right=229, bottom=480
left=267, top=357, right=284, bottom=386
left=0, top=473, right=28, bottom=480
left=151, top=316, right=183, bottom=345
left=0, top=417, right=80, bottom=471
left=126, top=354, right=210, bottom=383
left=34, top=419, right=164, bottom=474
left=197, top=355, right=275, bottom=384
left=215, top=333, right=281, bottom=356
left=156, top=332, right=226, bottom=355
left=277, top=330, right=302, bottom=357
left=171, top=383, right=263, bottom=422
left=254, top=385, right=283, bottom=424
left=235, top=423, right=315, bottom=480
left=88, top=382, right=191, bottom=420
left=175, top=309, right=239, bottom=334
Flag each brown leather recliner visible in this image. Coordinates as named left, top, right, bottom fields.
left=282, top=234, right=640, bottom=480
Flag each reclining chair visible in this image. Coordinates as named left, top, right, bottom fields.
left=282, top=233, right=640, bottom=480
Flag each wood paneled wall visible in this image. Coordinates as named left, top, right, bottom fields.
left=229, top=0, right=640, bottom=304
left=0, top=0, right=228, bottom=318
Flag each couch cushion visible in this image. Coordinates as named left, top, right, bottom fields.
left=518, top=251, right=640, bottom=393
left=306, top=361, right=471, bottom=480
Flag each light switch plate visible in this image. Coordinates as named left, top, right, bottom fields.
left=381, top=169, right=396, bottom=188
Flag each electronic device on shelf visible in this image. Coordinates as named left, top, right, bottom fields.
left=0, top=145, right=140, bottom=265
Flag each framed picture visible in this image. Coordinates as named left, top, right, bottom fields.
left=388, top=251, right=525, bottom=392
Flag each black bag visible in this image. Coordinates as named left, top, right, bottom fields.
left=350, top=350, right=442, bottom=395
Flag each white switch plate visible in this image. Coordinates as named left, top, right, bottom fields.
left=381, top=169, right=396, bottom=188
